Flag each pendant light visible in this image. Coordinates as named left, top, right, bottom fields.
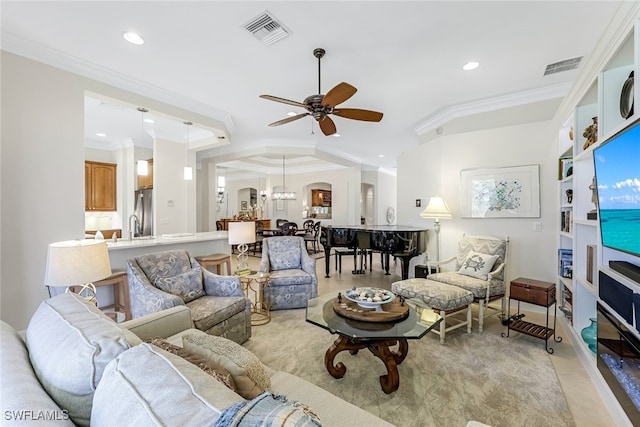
left=183, top=121, right=193, bottom=180
left=271, top=155, right=296, bottom=200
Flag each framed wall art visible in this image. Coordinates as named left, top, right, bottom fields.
left=460, top=164, right=540, bottom=218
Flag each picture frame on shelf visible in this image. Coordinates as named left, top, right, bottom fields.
left=559, top=158, right=573, bottom=180
left=460, top=164, right=540, bottom=218
left=586, top=244, right=597, bottom=284
left=558, top=248, right=573, bottom=279
left=240, top=201, right=248, bottom=210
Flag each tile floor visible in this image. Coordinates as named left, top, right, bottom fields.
left=240, top=251, right=617, bottom=426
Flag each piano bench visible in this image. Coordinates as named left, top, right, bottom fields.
left=334, top=248, right=373, bottom=273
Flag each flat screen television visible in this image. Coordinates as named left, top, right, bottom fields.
left=593, top=118, right=640, bottom=257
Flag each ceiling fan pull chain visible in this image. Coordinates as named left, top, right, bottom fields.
left=311, top=119, right=315, bottom=135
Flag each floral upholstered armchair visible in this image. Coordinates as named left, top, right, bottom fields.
left=427, top=234, right=509, bottom=332
left=259, top=236, right=318, bottom=310
left=127, top=250, right=251, bottom=344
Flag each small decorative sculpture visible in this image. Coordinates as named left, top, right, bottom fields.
left=565, top=189, right=573, bottom=204
left=588, top=176, right=598, bottom=219
left=337, top=292, right=342, bottom=303
left=583, top=117, right=598, bottom=150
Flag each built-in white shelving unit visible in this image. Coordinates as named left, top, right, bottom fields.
left=555, top=7, right=640, bottom=426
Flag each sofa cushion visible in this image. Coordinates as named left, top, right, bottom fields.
left=428, top=271, right=505, bottom=298
left=457, top=250, right=498, bottom=280
left=135, top=249, right=192, bottom=283
left=25, top=293, right=141, bottom=426
left=270, top=371, right=395, bottom=426
left=214, top=391, right=321, bottom=427
left=268, top=269, right=314, bottom=286
left=91, top=343, right=243, bottom=426
left=182, top=333, right=271, bottom=399
left=266, top=238, right=302, bottom=271
left=0, top=321, right=75, bottom=426
left=154, top=266, right=206, bottom=302
left=148, top=338, right=237, bottom=392
left=186, top=296, right=247, bottom=332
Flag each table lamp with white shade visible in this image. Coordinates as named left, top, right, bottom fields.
left=419, top=195, right=452, bottom=262
left=228, top=221, right=256, bottom=275
left=44, top=239, right=112, bottom=304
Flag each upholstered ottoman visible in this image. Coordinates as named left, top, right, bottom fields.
left=392, top=278, right=474, bottom=344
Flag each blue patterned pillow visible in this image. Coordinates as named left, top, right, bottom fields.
left=214, top=391, right=321, bottom=427
left=154, top=267, right=205, bottom=303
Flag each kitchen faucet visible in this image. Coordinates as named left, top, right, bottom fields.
left=128, top=214, right=140, bottom=241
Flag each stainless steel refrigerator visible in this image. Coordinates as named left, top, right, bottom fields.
left=134, top=189, right=153, bottom=236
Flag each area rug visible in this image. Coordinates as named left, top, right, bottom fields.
left=244, top=308, right=575, bottom=427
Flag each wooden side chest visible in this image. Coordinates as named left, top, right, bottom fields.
left=503, top=277, right=562, bottom=354
left=510, top=277, right=555, bottom=307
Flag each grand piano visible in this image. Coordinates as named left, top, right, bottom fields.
left=319, top=225, right=428, bottom=279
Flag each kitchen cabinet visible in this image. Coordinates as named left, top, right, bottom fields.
left=137, top=159, right=153, bottom=189
left=311, top=189, right=331, bottom=207
left=85, top=161, right=117, bottom=211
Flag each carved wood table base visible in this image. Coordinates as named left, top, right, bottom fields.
left=324, top=335, right=409, bottom=394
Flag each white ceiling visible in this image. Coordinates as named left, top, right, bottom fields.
left=0, top=1, right=622, bottom=174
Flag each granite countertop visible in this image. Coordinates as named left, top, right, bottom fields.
left=106, top=231, right=228, bottom=250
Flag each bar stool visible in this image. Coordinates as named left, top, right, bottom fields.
left=92, top=269, right=132, bottom=321
left=195, top=253, right=232, bottom=275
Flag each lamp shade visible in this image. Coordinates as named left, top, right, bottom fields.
left=228, top=221, right=256, bottom=245
left=44, top=240, right=111, bottom=287
left=420, top=196, right=452, bottom=220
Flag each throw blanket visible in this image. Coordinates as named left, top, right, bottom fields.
left=215, top=391, right=321, bottom=427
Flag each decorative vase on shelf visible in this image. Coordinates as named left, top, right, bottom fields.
left=581, top=318, right=597, bottom=354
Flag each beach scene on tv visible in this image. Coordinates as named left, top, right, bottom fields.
left=594, top=122, right=640, bottom=257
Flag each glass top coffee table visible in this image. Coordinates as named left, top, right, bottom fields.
left=305, top=292, right=442, bottom=393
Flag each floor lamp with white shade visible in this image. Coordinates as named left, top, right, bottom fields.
left=420, top=196, right=452, bottom=262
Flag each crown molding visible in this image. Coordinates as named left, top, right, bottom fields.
left=1, top=32, right=236, bottom=134
left=553, top=2, right=640, bottom=127
left=414, top=82, right=572, bottom=136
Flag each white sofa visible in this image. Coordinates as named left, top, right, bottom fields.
left=0, top=293, right=393, bottom=426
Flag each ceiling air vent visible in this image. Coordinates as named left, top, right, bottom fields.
left=243, top=11, right=290, bottom=46
left=544, top=56, right=583, bottom=76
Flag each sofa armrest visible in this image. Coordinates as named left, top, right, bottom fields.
left=120, top=306, right=194, bottom=341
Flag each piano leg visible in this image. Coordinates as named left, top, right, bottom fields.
left=383, top=253, right=391, bottom=275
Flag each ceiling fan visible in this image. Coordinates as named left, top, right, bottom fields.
left=260, top=48, right=383, bottom=136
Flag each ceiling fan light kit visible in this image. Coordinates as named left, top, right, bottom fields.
left=260, top=48, right=383, bottom=136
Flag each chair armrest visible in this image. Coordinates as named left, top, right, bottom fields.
left=120, top=306, right=194, bottom=341
left=487, top=262, right=505, bottom=282
left=427, top=256, right=456, bottom=270
left=202, top=269, right=244, bottom=297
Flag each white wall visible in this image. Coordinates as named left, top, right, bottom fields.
left=154, top=138, right=196, bottom=235
left=398, top=120, right=558, bottom=283
left=1, top=52, right=85, bottom=329
left=0, top=52, right=216, bottom=329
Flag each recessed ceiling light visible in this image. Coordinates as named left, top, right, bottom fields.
left=143, top=118, right=155, bottom=124
left=96, top=133, right=107, bottom=137
left=332, top=133, right=341, bottom=138
left=286, top=112, right=297, bottom=117
left=463, top=61, right=480, bottom=71
left=123, top=32, right=144, bottom=45
left=378, top=154, right=384, bottom=158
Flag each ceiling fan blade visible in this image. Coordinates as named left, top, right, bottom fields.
left=319, top=116, right=337, bottom=136
left=333, top=108, right=383, bottom=122
left=321, top=82, right=357, bottom=108
left=260, top=94, right=308, bottom=109
left=268, top=113, right=310, bottom=127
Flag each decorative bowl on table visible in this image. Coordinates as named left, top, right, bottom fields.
left=344, top=287, right=395, bottom=312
